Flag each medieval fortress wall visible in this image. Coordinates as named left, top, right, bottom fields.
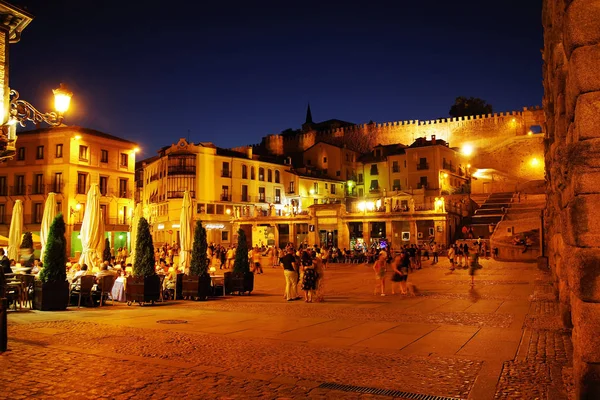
left=258, top=107, right=546, bottom=180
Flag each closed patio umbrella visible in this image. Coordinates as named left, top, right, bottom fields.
left=78, top=184, right=103, bottom=271
left=129, top=203, right=142, bottom=266
left=40, top=193, right=57, bottom=262
left=179, top=191, right=193, bottom=274
left=8, top=199, right=23, bottom=261
left=96, top=213, right=105, bottom=264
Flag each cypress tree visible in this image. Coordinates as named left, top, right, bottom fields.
left=233, top=229, right=250, bottom=274
left=20, top=231, right=34, bottom=250
left=133, top=217, right=155, bottom=277
left=103, top=238, right=111, bottom=262
left=39, top=214, right=67, bottom=283
left=189, top=220, right=209, bottom=276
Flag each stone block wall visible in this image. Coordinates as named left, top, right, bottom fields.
left=543, top=0, right=600, bottom=397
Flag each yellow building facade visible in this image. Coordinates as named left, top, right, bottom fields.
left=0, top=126, right=137, bottom=257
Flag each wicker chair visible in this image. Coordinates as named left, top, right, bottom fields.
left=97, top=275, right=116, bottom=306
left=70, top=275, right=95, bottom=308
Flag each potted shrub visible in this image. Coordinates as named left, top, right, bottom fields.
left=126, top=217, right=160, bottom=305
left=182, top=221, right=212, bottom=300
left=20, top=231, right=34, bottom=268
left=225, top=229, right=254, bottom=295
left=35, top=214, right=69, bottom=311
left=102, top=238, right=111, bottom=262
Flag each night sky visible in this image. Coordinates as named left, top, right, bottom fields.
left=10, top=0, right=543, bottom=159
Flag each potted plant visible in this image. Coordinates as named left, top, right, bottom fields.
left=126, top=217, right=160, bottom=305
left=34, top=214, right=69, bottom=311
left=225, top=229, right=254, bottom=295
left=102, top=238, right=111, bottom=262
left=182, top=221, right=212, bottom=300
left=20, top=231, right=34, bottom=268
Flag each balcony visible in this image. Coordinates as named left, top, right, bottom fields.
left=442, top=162, right=456, bottom=173
left=30, top=184, right=45, bottom=195
left=240, top=194, right=250, bottom=202
left=369, top=187, right=381, bottom=193
left=220, top=194, right=232, bottom=201
left=0, top=186, right=7, bottom=196
left=417, top=183, right=428, bottom=189
left=392, top=166, right=400, bottom=173
left=76, top=185, right=88, bottom=195
left=286, top=189, right=296, bottom=195
left=118, top=190, right=132, bottom=199
left=221, top=170, right=232, bottom=178
left=168, top=190, right=196, bottom=199
left=168, top=166, right=196, bottom=175
left=10, top=185, right=27, bottom=196
left=417, top=163, right=429, bottom=170
left=52, top=183, right=64, bottom=194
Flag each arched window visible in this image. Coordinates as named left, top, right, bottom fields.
left=251, top=166, right=255, bottom=180
left=242, top=165, right=248, bottom=179
left=275, top=170, right=280, bottom=183
left=267, top=169, right=272, bottom=182
left=259, top=167, right=265, bottom=181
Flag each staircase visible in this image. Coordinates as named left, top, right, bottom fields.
left=462, top=192, right=514, bottom=239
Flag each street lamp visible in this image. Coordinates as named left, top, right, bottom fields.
left=10, top=83, right=73, bottom=127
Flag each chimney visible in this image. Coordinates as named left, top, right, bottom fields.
left=247, top=146, right=253, bottom=159
left=431, top=135, right=436, bottom=145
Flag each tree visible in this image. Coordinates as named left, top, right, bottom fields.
left=20, top=231, right=33, bottom=250
left=233, top=229, right=250, bottom=274
left=103, top=238, right=111, bottom=262
left=189, top=221, right=209, bottom=276
left=39, top=214, right=67, bottom=283
left=449, top=97, right=493, bottom=118
left=133, top=217, right=155, bottom=277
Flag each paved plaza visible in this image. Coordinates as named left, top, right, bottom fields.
left=1, top=258, right=572, bottom=399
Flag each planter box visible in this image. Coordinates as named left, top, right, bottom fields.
left=126, top=275, right=161, bottom=305
left=33, top=280, right=69, bottom=311
left=182, top=274, right=211, bottom=300
left=225, top=271, right=254, bottom=295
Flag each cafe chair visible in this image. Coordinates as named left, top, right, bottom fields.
left=5, top=283, right=22, bottom=311
left=18, top=274, right=35, bottom=309
left=70, top=275, right=95, bottom=308
left=97, top=275, right=116, bottom=306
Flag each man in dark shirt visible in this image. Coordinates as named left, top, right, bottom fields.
left=280, top=248, right=298, bottom=301
left=0, top=249, right=10, bottom=274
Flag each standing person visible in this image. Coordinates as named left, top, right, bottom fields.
left=280, top=248, right=298, bottom=301
left=468, top=246, right=480, bottom=286
left=391, top=252, right=409, bottom=295
left=408, top=245, right=417, bottom=271
left=314, top=252, right=325, bottom=302
left=301, top=251, right=317, bottom=302
left=423, top=243, right=430, bottom=261
left=448, top=244, right=456, bottom=272
left=372, top=253, right=387, bottom=296
left=455, top=243, right=463, bottom=267
left=432, top=242, right=439, bottom=264
left=462, top=242, right=470, bottom=268
left=226, top=246, right=234, bottom=269
left=252, top=246, right=263, bottom=274
left=416, top=245, right=423, bottom=269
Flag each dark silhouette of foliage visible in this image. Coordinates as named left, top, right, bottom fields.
left=233, top=229, right=250, bottom=274
left=103, top=238, right=111, bottom=262
left=39, top=214, right=67, bottom=283
left=449, top=97, right=493, bottom=118
left=133, top=217, right=155, bottom=277
left=189, top=220, right=209, bottom=276
left=20, top=231, right=33, bottom=250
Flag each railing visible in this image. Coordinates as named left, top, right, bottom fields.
left=347, top=175, right=358, bottom=182
left=392, top=166, right=400, bottom=173
left=417, top=163, right=429, bottom=170
left=442, top=162, right=456, bottom=173
left=168, top=190, right=196, bottom=199
left=286, top=189, right=296, bottom=195
left=168, top=166, right=196, bottom=175
left=369, top=188, right=381, bottom=193
left=52, top=183, right=64, bottom=194
left=221, top=170, right=232, bottom=178
left=76, top=185, right=89, bottom=195
left=10, top=185, right=26, bottom=196
left=240, top=195, right=250, bottom=202
left=220, top=194, right=232, bottom=201
left=105, top=217, right=131, bottom=225
left=274, top=197, right=281, bottom=204
left=30, top=184, right=45, bottom=195
left=417, top=183, right=428, bottom=189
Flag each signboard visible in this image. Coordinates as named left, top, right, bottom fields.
left=401, top=232, right=410, bottom=241
left=205, top=223, right=225, bottom=230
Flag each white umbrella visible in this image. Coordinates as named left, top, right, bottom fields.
left=8, top=200, right=23, bottom=261
left=40, top=193, right=57, bottom=263
left=95, top=213, right=105, bottom=265
left=179, top=191, right=193, bottom=274
left=129, top=203, right=142, bottom=266
left=78, top=184, right=102, bottom=270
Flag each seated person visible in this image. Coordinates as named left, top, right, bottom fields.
left=31, top=259, right=42, bottom=275
left=95, top=264, right=116, bottom=283
left=71, top=264, right=89, bottom=283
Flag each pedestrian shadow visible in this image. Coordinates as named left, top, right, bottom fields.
left=469, top=286, right=481, bottom=303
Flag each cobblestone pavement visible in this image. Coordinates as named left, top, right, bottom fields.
left=1, top=259, right=571, bottom=399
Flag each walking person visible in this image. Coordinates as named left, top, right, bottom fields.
left=462, top=242, right=470, bottom=269
left=251, top=246, right=263, bottom=274
left=372, top=252, right=387, bottom=296
left=455, top=243, right=463, bottom=267
left=448, top=244, right=456, bottom=272
left=301, top=251, right=317, bottom=302
left=314, top=252, right=326, bottom=302
left=432, top=242, right=439, bottom=264
left=468, top=246, right=480, bottom=286
left=391, top=252, right=409, bottom=295
left=280, top=248, right=298, bottom=301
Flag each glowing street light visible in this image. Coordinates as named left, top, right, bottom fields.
left=530, top=157, right=541, bottom=167
left=53, top=83, right=73, bottom=114
left=461, top=144, right=474, bottom=157
left=11, top=83, right=73, bottom=127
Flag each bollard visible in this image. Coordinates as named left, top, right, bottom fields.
left=0, top=297, right=6, bottom=352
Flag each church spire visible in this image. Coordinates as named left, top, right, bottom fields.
left=305, top=102, right=313, bottom=125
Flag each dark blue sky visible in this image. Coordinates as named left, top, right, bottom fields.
left=11, top=0, right=543, bottom=159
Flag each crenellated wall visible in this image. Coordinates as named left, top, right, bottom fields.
left=543, top=0, right=600, bottom=397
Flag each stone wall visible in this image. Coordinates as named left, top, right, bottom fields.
left=543, top=0, right=600, bottom=397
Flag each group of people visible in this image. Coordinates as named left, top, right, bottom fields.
left=279, top=245, right=326, bottom=303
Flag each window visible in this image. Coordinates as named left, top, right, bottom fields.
left=336, top=170, right=341, bottom=177
left=392, top=161, right=399, bottom=173
left=289, top=181, right=295, bottom=194
left=275, top=188, right=281, bottom=204
left=307, top=159, right=311, bottom=165
left=242, top=165, right=248, bottom=179
left=36, top=146, right=44, bottom=160
left=370, top=164, right=379, bottom=175
left=54, top=173, right=63, bottom=193
left=0, top=204, right=5, bottom=224
left=120, top=206, right=127, bottom=224
left=314, top=199, right=319, bottom=205
left=331, top=184, right=336, bottom=194
left=259, top=187, right=265, bottom=202
left=197, top=204, right=206, bottom=214
left=55, top=144, right=63, bottom=158
left=251, top=166, right=255, bottom=180
left=267, top=169, right=272, bottom=182
left=206, top=204, right=215, bottom=214
left=358, top=188, right=364, bottom=197
left=358, top=174, right=363, bottom=184
left=0, top=177, right=6, bottom=196
left=275, top=170, right=280, bottom=183
left=417, top=157, right=429, bottom=170
left=77, top=173, right=87, bottom=194
left=100, top=204, right=107, bottom=223
left=119, top=179, right=128, bottom=198
left=221, top=231, right=229, bottom=242
left=258, top=167, right=265, bottom=181
left=393, top=179, right=401, bottom=191
left=17, top=147, right=25, bottom=161
left=313, top=182, right=318, bottom=194
left=33, top=174, right=44, bottom=194
left=216, top=204, right=224, bottom=214
left=33, top=203, right=43, bottom=224
left=404, top=160, right=407, bottom=168
left=325, top=183, right=328, bottom=189
left=79, top=145, right=88, bottom=161
left=418, top=176, right=428, bottom=189
left=120, top=153, right=128, bottom=167
left=222, top=162, right=230, bottom=177
left=56, top=201, right=62, bottom=215
left=101, top=150, right=108, bottom=163
left=370, top=180, right=379, bottom=191
left=99, top=176, right=108, bottom=195
left=323, top=157, right=327, bottom=163
left=241, top=185, right=249, bottom=201
left=221, top=185, right=230, bottom=201
left=15, top=175, right=25, bottom=195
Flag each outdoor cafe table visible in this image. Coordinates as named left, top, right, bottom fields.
left=111, top=277, right=126, bottom=302
left=210, top=275, right=225, bottom=296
